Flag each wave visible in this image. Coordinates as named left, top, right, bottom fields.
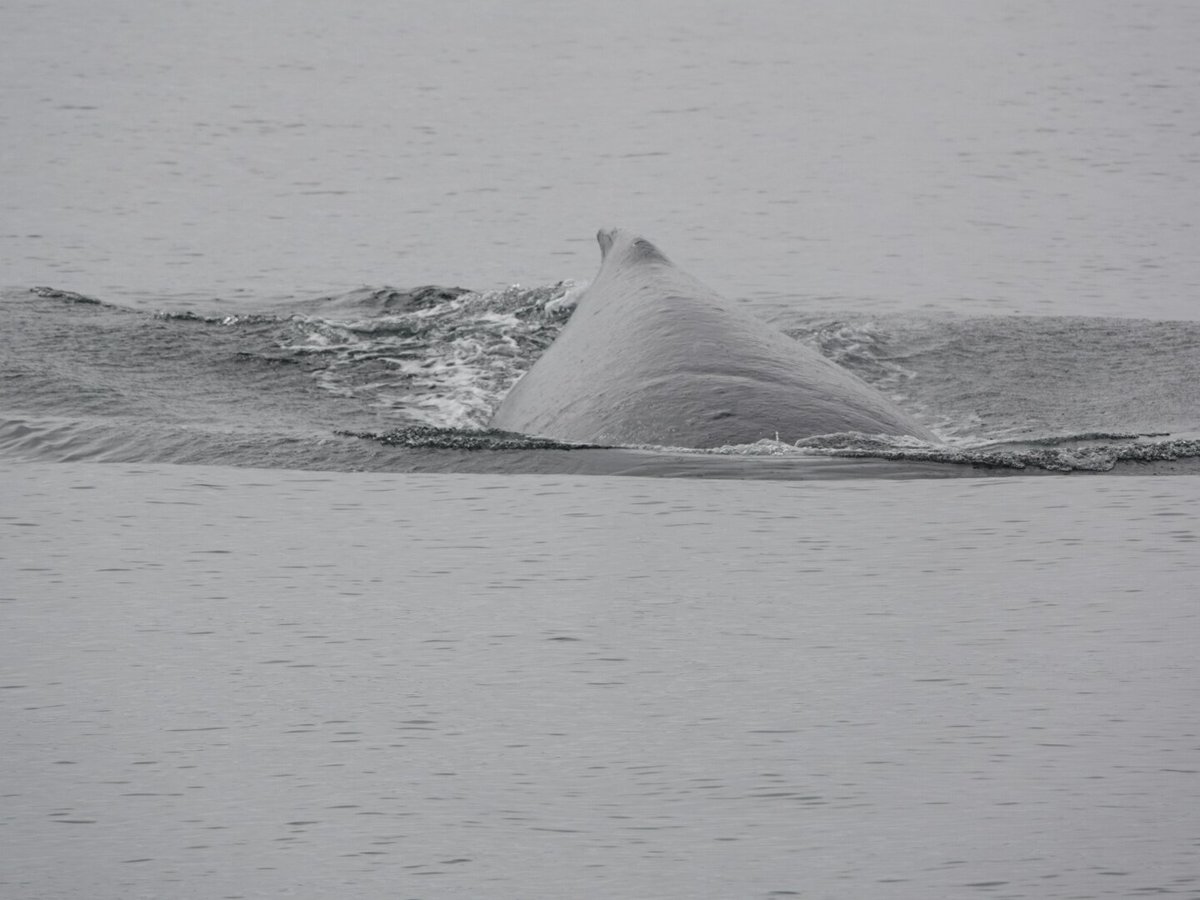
left=171, top=282, right=576, bottom=429
left=788, top=431, right=1200, bottom=473
left=332, top=425, right=1200, bottom=474
left=5, top=284, right=1199, bottom=478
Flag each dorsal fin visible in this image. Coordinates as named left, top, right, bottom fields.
left=596, top=228, right=670, bottom=266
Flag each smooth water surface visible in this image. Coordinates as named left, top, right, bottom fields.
left=3, top=464, right=1199, bottom=899
left=3, top=0, right=1198, bottom=318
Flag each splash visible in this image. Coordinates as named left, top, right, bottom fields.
left=278, top=282, right=576, bottom=428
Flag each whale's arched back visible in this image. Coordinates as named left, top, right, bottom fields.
left=489, top=229, right=936, bottom=448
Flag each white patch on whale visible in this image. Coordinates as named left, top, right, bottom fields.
left=490, top=229, right=937, bottom=448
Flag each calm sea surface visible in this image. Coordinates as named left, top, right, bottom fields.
left=3, top=0, right=1198, bottom=319
left=2, top=1, right=1199, bottom=898
left=4, top=464, right=1199, bottom=899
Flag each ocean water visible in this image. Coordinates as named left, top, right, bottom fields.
left=3, top=0, right=1199, bottom=474
left=3, top=281, right=1199, bottom=476
left=2, top=0, right=1200, bottom=897
left=4, top=0, right=1200, bottom=318
left=4, top=464, right=1200, bottom=900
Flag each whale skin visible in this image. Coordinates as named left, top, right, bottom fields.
left=489, top=228, right=936, bottom=448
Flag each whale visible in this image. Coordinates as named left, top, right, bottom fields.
left=489, top=229, right=937, bottom=448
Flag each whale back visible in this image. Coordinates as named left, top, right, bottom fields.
left=489, top=229, right=935, bottom=448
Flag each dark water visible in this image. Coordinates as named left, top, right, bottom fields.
left=3, top=285, right=1198, bottom=478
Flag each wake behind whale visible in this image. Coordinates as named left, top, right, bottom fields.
left=489, top=229, right=937, bottom=448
